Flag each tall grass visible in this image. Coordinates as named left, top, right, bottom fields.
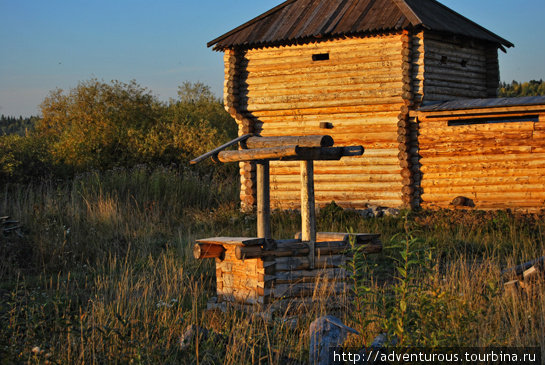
left=1, top=166, right=544, bottom=363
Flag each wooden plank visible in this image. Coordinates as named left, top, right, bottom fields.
left=294, top=232, right=380, bottom=243
left=275, top=268, right=348, bottom=284
left=218, top=146, right=363, bottom=163
left=193, top=243, right=225, bottom=260
left=256, top=161, right=271, bottom=240
left=190, top=134, right=252, bottom=164
left=301, top=160, right=316, bottom=269
left=235, top=240, right=382, bottom=260
left=196, top=237, right=264, bottom=247
left=276, top=254, right=348, bottom=272
left=219, top=146, right=298, bottom=162
left=245, top=135, right=334, bottom=149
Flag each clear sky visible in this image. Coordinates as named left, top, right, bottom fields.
left=1, top=0, right=544, bottom=117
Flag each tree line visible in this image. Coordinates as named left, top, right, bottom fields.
left=0, top=79, right=237, bottom=183
left=498, top=79, right=545, bottom=97
left=0, top=115, right=39, bottom=136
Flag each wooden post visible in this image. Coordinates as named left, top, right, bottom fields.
left=300, top=160, right=316, bottom=269
left=256, top=160, right=271, bottom=240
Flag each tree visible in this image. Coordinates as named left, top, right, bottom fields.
left=34, top=79, right=236, bottom=174
left=498, top=79, right=545, bottom=97
left=36, top=79, right=163, bottom=171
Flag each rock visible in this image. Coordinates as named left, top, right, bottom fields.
left=180, top=325, right=209, bottom=350
left=370, top=333, right=388, bottom=348
left=450, top=196, right=475, bottom=207
left=384, top=208, right=400, bottom=217
left=309, top=315, right=359, bottom=365
left=180, top=324, right=227, bottom=351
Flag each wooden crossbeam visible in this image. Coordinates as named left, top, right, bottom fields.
left=244, top=135, right=334, bottom=149
left=190, top=133, right=253, bottom=165
left=217, top=146, right=364, bottom=163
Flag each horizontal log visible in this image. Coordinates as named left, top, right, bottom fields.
left=259, top=130, right=398, bottom=144
left=271, top=174, right=402, bottom=184
left=196, top=237, right=263, bottom=247
left=257, top=110, right=398, bottom=123
left=235, top=240, right=382, bottom=260
left=423, top=65, right=486, bottom=80
left=190, top=134, right=253, bottom=164
left=241, top=51, right=403, bottom=69
left=240, top=97, right=404, bottom=113
left=421, top=201, right=545, bottom=211
left=421, top=176, right=545, bottom=189
left=242, top=78, right=405, bottom=96
left=270, top=164, right=401, bottom=175
left=241, top=69, right=404, bottom=88
left=421, top=192, right=545, bottom=202
left=275, top=268, right=348, bottom=284
left=244, top=135, right=334, bottom=149
left=425, top=38, right=488, bottom=56
left=420, top=167, right=545, bottom=181
left=250, top=104, right=404, bottom=118
left=270, top=190, right=403, bottom=201
left=275, top=254, right=348, bottom=271
left=420, top=150, right=545, bottom=164
left=294, top=232, right=380, bottom=243
left=243, top=36, right=402, bottom=60
left=240, top=59, right=402, bottom=78
left=501, top=256, right=545, bottom=277
left=421, top=184, right=545, bottom=195
left=271, top=199, right=403, bottom=209
left=218, top=146, right=363, bottom=162
left=193, top=243, right=225, bottom=260
left=242, top=88, right=403, bottom=106
left=420, top=160, right=545, bottom=174
left=269, top=182, right=402, bottom=193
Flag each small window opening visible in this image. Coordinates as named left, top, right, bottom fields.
left=461, top=60, right=468, bottom=67
left=440, top=55, right=448, bottom=64
left=312, top=53, right=329, bottom=61
left=448, top=115, right=539, bottom=126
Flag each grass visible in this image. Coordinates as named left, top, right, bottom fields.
left=1, top=165, right=544, bottom=363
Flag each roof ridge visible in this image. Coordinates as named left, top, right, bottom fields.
left=391, top=0, right=422, bottom=26
left=207, top=0, right=299, bottom=48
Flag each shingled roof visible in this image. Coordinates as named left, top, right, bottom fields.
left=208, top=0, right=513, bottom=50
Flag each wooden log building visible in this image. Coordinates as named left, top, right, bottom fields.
left=208, top=0, right=545, bottom=211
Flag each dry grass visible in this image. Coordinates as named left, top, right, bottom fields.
left=1, top=166, right=544, bottom=363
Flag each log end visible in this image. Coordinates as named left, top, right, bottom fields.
left=193, top=243, right=226, bottom=260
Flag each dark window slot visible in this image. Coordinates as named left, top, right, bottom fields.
left=312, top=53, right=329, bottom=61
left=448, top=115, right=539, bottom=126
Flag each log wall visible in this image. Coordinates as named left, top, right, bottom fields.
left=223, top=31, right=503, bottom=210
left=215, top=244, right=275, bottom=305
left=207, top=234, right=381, bottom=311
left=417, top=107, right=545, bottom=210
left=226, top=34, right=406, bottom=209
left=417, top=32, right=499, bottom=102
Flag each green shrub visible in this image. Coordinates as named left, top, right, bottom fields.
left=0, top=134, right=53, bottom=183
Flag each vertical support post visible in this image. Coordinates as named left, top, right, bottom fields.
left=256, top=160, right=271, bottom=240
left=300, top=160, right=316, bottom=269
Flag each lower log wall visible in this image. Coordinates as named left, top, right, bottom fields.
left=417, top=106, right=545, bottom=210
left=211, top=235, right=380, bottom=311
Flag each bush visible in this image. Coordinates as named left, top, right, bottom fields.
left=0, top=134, right=52, bottom=183
left=2, top=80, right=237, bottom=183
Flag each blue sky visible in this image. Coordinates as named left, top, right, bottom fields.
left=1, top=0, right=544, bottom=117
